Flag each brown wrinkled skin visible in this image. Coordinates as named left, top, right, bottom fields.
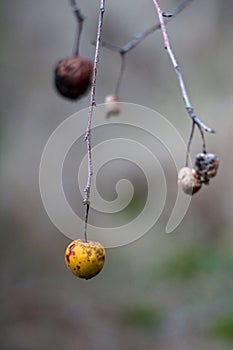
left=178, top=167, right=202, bottom=195
left=54, top=56, right=93, bottom=100
left=195, top=153, right=219, bottom=184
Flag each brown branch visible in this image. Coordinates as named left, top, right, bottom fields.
left=69, top=0, right=85, bottom=56
left=152, top=0, right=214, bottom=157
left=98, top=0, right=195, bottom=55
left=83, top=0, right=105, bottom=242
left=94, top=0, right=195, bottom=99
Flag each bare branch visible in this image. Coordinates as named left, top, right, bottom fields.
left=83, top=0, right=105, bottom=242
left=98, top=0, right=195, bottom=54
left=152, top=0, right=214, bottom=158
left=94, top=1, right=195, bottom=99
left=92, top=40, right=121, bottom=53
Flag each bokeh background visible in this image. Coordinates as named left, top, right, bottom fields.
left=1, top=0, right=233, bottom=349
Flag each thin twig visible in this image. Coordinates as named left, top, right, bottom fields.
left=83, top=0, right=105, bottom=242
left=69, top=0, right=85, bottom=56
left=92, top=40, right=121, bottom=52
left=98, top=0, right=194, bottom=54
left=152, top=0, right=214, bottom=149
left=84, top=202, right=90, bottom=242
left=94, top=0, right=194, bottom=100
left=186, top=120, right=195, bottom=166
left=115, top=54, right=126, bottom=97
left=196, top=123, right=207, bottom=154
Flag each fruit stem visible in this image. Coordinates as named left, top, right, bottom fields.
left=69, top=0, right=85, bottom=56
left=114, top=53, right=126, bottom=98
left=83, top=0, right=105, bottom=241
left=185, top=120, right=195, bottom=167
left=84, top=202, right=90, bottom=242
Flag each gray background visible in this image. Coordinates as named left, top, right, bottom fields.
left=1, top=1, right=233, bottom=350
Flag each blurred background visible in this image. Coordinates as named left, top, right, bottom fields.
left=1, top=0, right=233, bottom=349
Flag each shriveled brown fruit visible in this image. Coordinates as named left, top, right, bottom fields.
left=54, top=56, right=93, bottom=100
left=104, top=94, right=122, bottom=117
left=195, top=153, right=219, bottom=184
left=178, top=167, right=202, bottom=195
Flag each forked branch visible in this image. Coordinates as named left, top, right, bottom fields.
left=98, top=0, right=195, bottom=54
left=152, top=0, right=214, bottom=160
left=96, top=0, right=196, bottom=101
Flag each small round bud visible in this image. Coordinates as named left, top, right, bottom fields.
left=65, top=239, right=106, bottom=280
left=178, top=167, right=202, bottom=195
left=195, top=153, right=219, bottom=184
left=104, top=94, right=121, bottom=117
left=54, top=56, right=93, bottom=100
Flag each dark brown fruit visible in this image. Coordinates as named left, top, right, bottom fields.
left=195, top=153, right=219, bottom=184
left=54, top=56, right=93, bottom=100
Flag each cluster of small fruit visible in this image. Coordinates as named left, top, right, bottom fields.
left=178, top=153, right=219, bottom=195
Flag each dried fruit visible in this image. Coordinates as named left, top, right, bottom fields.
left=54, top=56, right=93, bottom=100
left=195, top=153, right=219, bottom=184
left=65, top=239, right=105, bottom=279
left=105, top=94, right=121, bottom=117
left=178, top=167, right=202, bottom=195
